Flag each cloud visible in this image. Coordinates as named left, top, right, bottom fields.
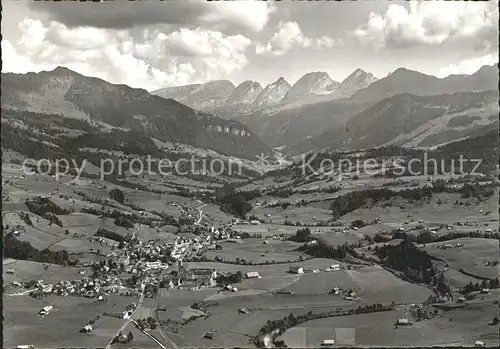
left=29, top=0, right=275, bottom=32
left=256, top=21, right=341, bottom=56
left=202, top=0, right=276, bottom=32
left=2, top=18, right=253, bottom=90
left=436, top=53, right=498, bottom=78
left=352, top=1, right=498, bottom=49
left=161, top=28, right=252, bottom=58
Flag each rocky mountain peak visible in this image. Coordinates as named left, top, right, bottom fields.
left=226, top=80, right=263, bottom=105
left=252, top=78, right=291, bottom=109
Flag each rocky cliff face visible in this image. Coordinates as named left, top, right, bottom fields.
left=226, top=81, right=263, bottom=106
left=283, top=72, right=338, bottom=102
left=330, top=68, right=378, bottom=99
left=252, top=77, right=291, bottom=109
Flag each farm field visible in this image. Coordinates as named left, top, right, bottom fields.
left=205, top=238, right=304, bottom=263
left=3, top=106, right=499, bottom=349
left=3, top=259, right=86, bottom=286
left=2, top=294, right=132, bottom=348
left=280, top=290, right=499, bottom=347
left=169, top=299, right=352, bottom=348
left=251, top=204, right=334, bottom=225
left=421, top=238, right=500, bottom=279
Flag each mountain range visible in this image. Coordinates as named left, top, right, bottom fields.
left=292, top=89, right=499, bottom=154
left=150, top=64, right=498, bottom=154
left=1, top=67, right=271, bottom=159
left=1, top=64, right=497, bottom=163
left=151, top=68, right=378, bottom=113
left=350, top=65, right=499, bottom=103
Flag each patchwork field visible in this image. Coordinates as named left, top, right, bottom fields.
left=3, top=131, right=499, bottom=349
left=3, top=294, right=131, bottom=348
left=280, top=292, right=499, bottom=348
left=205, top=238, right=305, bottom=263
left=421, top=238, right=500, bottom=279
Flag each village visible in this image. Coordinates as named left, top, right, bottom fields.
left=3, top=143, right=499, bottom=348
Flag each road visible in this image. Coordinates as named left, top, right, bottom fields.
left=4, top=288, right=37, bottom=296
left=106, top=283, right=146, bottom=349
left=153, top=273, right=179, bottom=349
left=131, top=319, right=167, bottom=349
left=194, top=203, right=206, bottom=225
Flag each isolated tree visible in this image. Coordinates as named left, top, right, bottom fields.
left=289, top=228, right=311, bottom=242
left=109, top=188, right=125, bottom=204
left=235, top=271, right=243, bottom=283
left=493, top=317, right=499, bottom=325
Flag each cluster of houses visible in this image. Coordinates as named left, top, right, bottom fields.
left=233, top=218, right=261, bottom=225
left=26, top=276, right=124, bottom=299
left=437, top=241, right=464, bottom=250
left=287, top=263, right=346, bottom=275
left=121, top=239, right=172, bottom=264
left=162, top=261, right=218, bottom=291
left=212, top=224, right=243, bottom=240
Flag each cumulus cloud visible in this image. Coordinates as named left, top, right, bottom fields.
left=256, top=21, right=341, bottom=56
left=29, top=0, right=275, bottom=32
left=352, top=1, right=498, bottom=49
left=1, top=18, right=253, bottom=90
left=202, top=0, right=276, bottom=32
left=161, top=28, right=252, bottom=58
left=437, top=53, right=498, bottom=78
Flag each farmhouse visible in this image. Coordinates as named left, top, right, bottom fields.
left=39, top=305, right=53, bottom=315
left=289, top=266, right=304, bottom=274
left=80, top=324, right=93, bottom=333
left=203, top=332, right=214, bottom=339
left=330, top=264, right=341, bottom=270
left=250, top=220, right=261, bottom=225
left=226, top=284, right=238, bottom=292
left=238, top=308, right=250, bottom=314
left=321, top=339, right=335, bottom=346
left=246, top=271, right=260, bottom=279
left=480, top=288, right=491, bottom=294
left=307, top=240, right=318, bottom=246
left=396, top=318, right=412, bottom=326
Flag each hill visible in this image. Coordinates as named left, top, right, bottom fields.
left=292, top=90, right=499, bottom=153
left=1, top=67, right=271, bottom=159
left=351, top=65, right=498, bottom=103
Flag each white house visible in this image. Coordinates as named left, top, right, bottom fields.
left=39, top=305, right=53, bottom=315
left=321, top=339, right=335, bottom=346
left=289, top=266, right=304, bottom=274
left=330, top=264, right=340, bottom=270
left=245, top=271, right=260, bottom=279
left=81, top=324, right=93, bottom=333
left=396, top=318, right=412, bottom=326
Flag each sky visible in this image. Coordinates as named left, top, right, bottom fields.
left=2, top=0, right=498, bottom=91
